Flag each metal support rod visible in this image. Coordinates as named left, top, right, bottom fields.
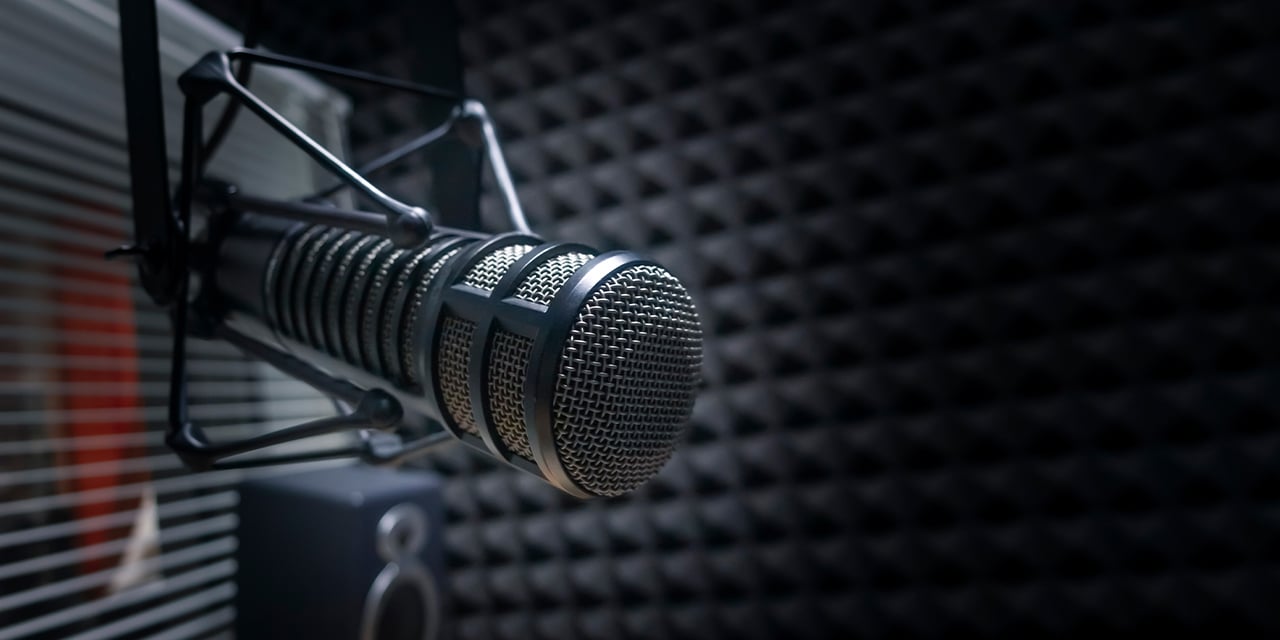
left=304, top=100, right=533, bottom=235
left=167, top=324, right=414, bottom=470
left=147, top=46, right=482, bottom=472
left=190, top=389, right=402, bottom=460
left=209, top=447, right=367, bottom=470
left=227, top=48, right=461, bottom=101
left=168, top=98, right=203, bottom=433
left=216, top=325, right=368, bottom=404
left=118, top=0, right=177, bottom=304
left=305, top=115, right=459, bottom=202
left=227, top=192, right=390, bottom=237
left=460, top=100, right=532, bottom=234
left=215, top=70, right=433, bottom=246
left=205, top=190, right=492, bottom=242
left=361, top=430, right=454, bottom=465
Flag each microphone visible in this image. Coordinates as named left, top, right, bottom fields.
left=117, top=46, right=698, bottom=498
left=211, top=213, right=703, bottom=497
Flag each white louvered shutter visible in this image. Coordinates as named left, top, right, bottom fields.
left=0, top=1, right=352, bottom=637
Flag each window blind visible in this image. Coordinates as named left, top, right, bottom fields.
left=0, top=1, right=352, bottom=637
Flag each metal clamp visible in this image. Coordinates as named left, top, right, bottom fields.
left=116, top=0, right=541, bottom=470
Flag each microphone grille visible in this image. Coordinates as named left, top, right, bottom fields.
left=431, top=239, right=701, bottom=497
left=438, top=244, right=538, bottom=439
left=550, top=263, right=701, bottom=496
left=489, top=329, right=535, bottom=459
left=486, top=251, right=599, bottom=461
left=464, top=244, right=536, bottom=289
left=514, top=252, right=595, bottom=304
left=438, top=315, right=481, bottom=437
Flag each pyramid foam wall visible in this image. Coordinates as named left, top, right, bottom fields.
left=191, top=0, right=1280, bottom=637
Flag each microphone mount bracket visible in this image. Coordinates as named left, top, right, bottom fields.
left=178, top=49, right=438, bottom=249
left=117, top=1, right=533, bottom=470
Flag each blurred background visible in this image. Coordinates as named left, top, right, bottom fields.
left=1, top=0, right=1278, bottom=638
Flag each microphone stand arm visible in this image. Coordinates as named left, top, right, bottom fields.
left=115, top=0, right=178, bottom=305
left=125, top=44, right=504, bottom=471
left=179, top=50, right=442, bottom=248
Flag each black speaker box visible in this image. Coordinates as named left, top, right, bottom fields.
left=235, top=465, right=446, bottom=640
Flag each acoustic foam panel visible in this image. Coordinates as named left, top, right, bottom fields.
left=189, top=0, right=1280, bottom=637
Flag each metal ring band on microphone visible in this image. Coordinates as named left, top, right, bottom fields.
left=282, top=226, right=337, bottom=343
left=326, top=235, right=382, bottom=363
left=343, top=238, right=394, bottom=368
left=361, top=247, right=411, bottom=375
left=261, top=220, right=308, bottom=344
left=526, top=251, right=653, bottom=498
left=377, top=250, right=436, bottom=381
left=290, top=228, right=344, bottom=349
left=273, top=224, right=328, bottom=341
left=308, top=231, right=363, bottom=356
left=379, top=236, right=472, bottom=386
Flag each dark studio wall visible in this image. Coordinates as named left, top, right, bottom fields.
left=191, top=0, right=1280, bottom=637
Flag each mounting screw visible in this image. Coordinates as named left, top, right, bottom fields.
left=104, top=244, right=150, bottom=262
left=389, top=207, right=433, bottom=249
left=360, top=389, right=404, bottom=430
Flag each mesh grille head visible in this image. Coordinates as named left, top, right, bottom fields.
left=481, top=250, right=596, bottom=464
left=514, top=252, right=594, bottom=304
left=429, top=243, right=701, bottom=495
left=489, top=330, right=535, bottom=460
left=438, top=315, right=479, bottom=436
left=463, top=244, right=535, bottom=290
left=436, top=243, right=536, bottom=438
left=551, top=264, right=702, bottom=496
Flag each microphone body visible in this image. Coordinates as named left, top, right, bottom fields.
left=211, top=213, right=702, bottom=497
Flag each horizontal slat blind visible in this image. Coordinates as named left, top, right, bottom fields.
left=0, top=0, right=354, bottom=637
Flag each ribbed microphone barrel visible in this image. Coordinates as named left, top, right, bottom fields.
left=213, top=213, right=702, bottom=497
left=265, top=223, right=469, bottom=388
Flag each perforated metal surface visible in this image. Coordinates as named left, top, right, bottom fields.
left=488, top=329, right=535, bottom=460
left=437, top=243, right=538, bottom=441
left=438, top=315, right=479, bottom=436
left=437, top=244, right=699, bottom=484
left=551, top=264, right=702, bottom=496
left=461, top=244, right=536, bottom=290
left=514, top=251, right=595, bottom=305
